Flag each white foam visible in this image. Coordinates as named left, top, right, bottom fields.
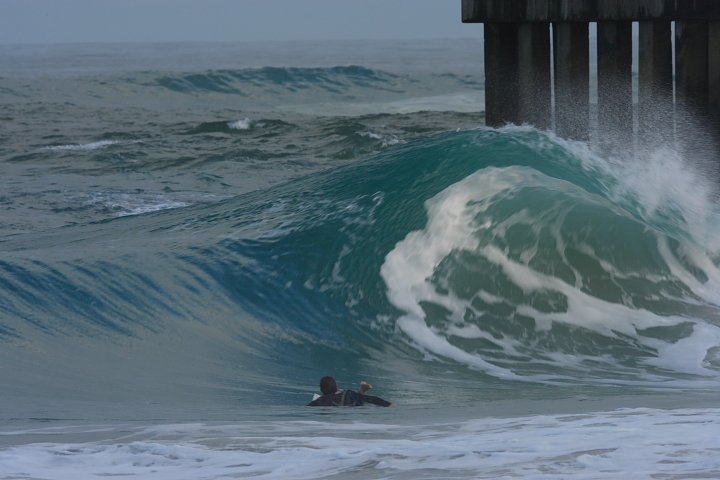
left=44, top=140, right=124, bottom=151
left=482, top=243, right=684, bottom=336
left=381, top=168, right=508, bottom=318
left=228, top=117, right=252, bottom=130
left=84, top=191, right=225, bottom=217
left=85, top=192, right=189, bottom=217
left=360, top=130, right=403, bottom=147
left=657, top=236, right=720, bottom=306
left=2, top=409, right=720, bottom=479
left=381, top=167, right=534, bottom=379
left=396, top=315, right=521, bottom=379
left=380, top=164, right=720, bottom=384
left=645, top=321, right=720, bottom=375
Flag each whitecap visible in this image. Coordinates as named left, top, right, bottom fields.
left=228, top=118, right=252, bottom=130
left=84, top=191, right=224, bottom=217
left=360, top=130, right=403, bottom=147
left=44, top=140, right=124, bottom=151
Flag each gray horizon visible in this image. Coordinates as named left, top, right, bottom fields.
left=0, top=0, right=482, bottom=45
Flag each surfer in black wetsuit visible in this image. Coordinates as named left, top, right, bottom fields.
left=307, top=376, right=392, bottom=407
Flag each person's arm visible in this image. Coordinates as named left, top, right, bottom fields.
left=357, top=381, right=391, bottom=406
left=359, top=394, right=392, bottom=407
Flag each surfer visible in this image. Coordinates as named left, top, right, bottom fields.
left=307, top=375, right=392, bottom=407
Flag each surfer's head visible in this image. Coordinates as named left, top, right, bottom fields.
left=320, top=375, right=338, bottom=395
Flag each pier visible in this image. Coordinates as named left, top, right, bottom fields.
left=462, top=0, right=720, bottom=145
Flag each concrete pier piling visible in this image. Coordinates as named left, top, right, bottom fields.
left=518, top=22, right=551, bottom=130
left=462, top=0, right=720, bottom=145
left=597, top=20, right=632, bottom=147
left=708, top=22, right=720, bottom=139
left=638, top=20, right=673, bottom=146
left=483, top=23, right=520, bottom=127
left=553, top=22, right=589, bottom=140
left=676, top=21, right=709, bottom=115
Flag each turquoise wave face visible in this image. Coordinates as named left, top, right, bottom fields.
left=2, top=127, right=720, bottom=402
left=219, top=126, right=720, bottom=387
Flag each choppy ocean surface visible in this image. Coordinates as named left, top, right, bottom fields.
left=1, top=40, right=720, bottom=479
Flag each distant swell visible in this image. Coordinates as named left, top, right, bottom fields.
left=154, top=65, right=399, bottom=94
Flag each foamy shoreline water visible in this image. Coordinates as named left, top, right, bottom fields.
left=2, top=405, right=719, bottom=480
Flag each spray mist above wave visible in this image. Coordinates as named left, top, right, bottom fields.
left=380, top=128, right=720, bottom=387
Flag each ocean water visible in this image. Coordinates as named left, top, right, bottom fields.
left=1, top=39, right=719, bottom=479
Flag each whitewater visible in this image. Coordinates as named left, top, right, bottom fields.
left=1, top=40, right=719, bottom=479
